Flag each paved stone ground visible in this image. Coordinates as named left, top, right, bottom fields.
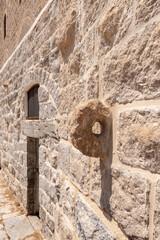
left=0, top=172, right=44, bottom=240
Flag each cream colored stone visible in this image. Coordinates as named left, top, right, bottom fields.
left=110, top=166, right=151, bottom=239
left=70, top=147, right=90, bottom=195
left=118, top=107, right=160, bottom=174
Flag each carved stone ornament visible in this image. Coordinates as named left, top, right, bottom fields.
left=69, top=99, right=112, bottom=158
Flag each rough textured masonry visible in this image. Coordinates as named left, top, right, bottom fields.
left=0, top=0, right=160, bottom=239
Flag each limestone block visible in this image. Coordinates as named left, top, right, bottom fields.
left=59, top=114, right=69, bottom=140
left=136, top=0, right=160, bottom=23
left=110, top=166, right=151, bottom=239
left=40, top=102, right=57, bottom=120
left=90, top=158, right=112, bottom=213
left=101, top=20, right=160, bottom=103
left=85, top=64, right=99, bottom=99
left=83, top=28, right=96, bottom=72
left=57, top=140, right=70, bottom=175
left=56, top=10, right=77, bottom=62
left=48, top=169, right=63, bottom=204
left=76, top=195, right=114, bottom=240
left=60, top=180, right=75, bottom=223
left=58, top=80, right=86, bottom=115
left=39, top=146, right=47, bottom=173
left=82, top=0, right=106, bottom=33
left=38, top=85, right=49, bottom=103
left=117, top=107, right=160, bottom=174
left=59, top=48, right=80, bottom=88
left=98, top=0, right=133, bottom=52
left=70, top=147, right=90, bottom=195
left=154, top=179, right=160, bottom=240
left=4, top=215, right=35, bottom=240
left=70, top=99, right=112, bottom=158
left=57, top=213, right=77, bottom=240
left=46, top=213, right=55, bottom=232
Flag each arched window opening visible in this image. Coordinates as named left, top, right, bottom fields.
left=19, top=0, right=22, bottom=4
left=4, top=14, right=6, bottom=39
left=27, top=85, right=39, bottom=119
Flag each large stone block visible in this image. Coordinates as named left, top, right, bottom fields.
left=76, top=195, right=114, bottom=240
left=154, top=179, right=160, bottom=240
left=81, top=0, right=106, bottom=33
left=101, top=20, right=160, bottom=104
left=98, top=0, right=133, bottom=56
left=117, top=107, right=160, bottom=174
left=58, top=80, right=86, bottom=115
left=58, top=212, right=79, bottom=240
left=56, top=10, right=77, bottom=63
left=136, top=0, right=160, bottom=23
left=110, top=166, right=151, bottom=239
left=60, top=180, right=75, bottom=224
left=70, top=147, right=90, bottom=195
left=57, top=140, right=70, bottom=175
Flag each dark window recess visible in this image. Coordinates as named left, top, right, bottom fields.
left=19, top=0, right=22, bottom=4
left=28, top=85, right=39, bottom=118
left=4, top=14, right=6, bottom=39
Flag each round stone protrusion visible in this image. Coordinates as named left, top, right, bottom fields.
left=69, top=99, right=112, bottom=158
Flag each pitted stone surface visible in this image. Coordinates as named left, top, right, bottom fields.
left=70, top=99, right=111, bottom=158
left=117, top=107, right=160, bottom=174
left=76, top=195, right=114, bottom=240
left=110, top=166, right=151, bottom=239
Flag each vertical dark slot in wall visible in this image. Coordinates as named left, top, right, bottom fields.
left=27, top=137, right=39, bottom=216
left=4, top=14, right=6, bottom=39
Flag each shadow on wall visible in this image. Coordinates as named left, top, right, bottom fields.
left=100, top=130, right=113, bottom=217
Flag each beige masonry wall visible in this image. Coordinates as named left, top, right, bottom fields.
left=0, top=0, right=160, bottom=239
left=0, top=0, right=48, bottom=69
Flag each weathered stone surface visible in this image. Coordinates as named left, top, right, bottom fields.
left=56, top=10, right=77, bottom=63
left=154, top=179, right=160, bottom=240
left=98, top=0, right=133, bottom=55
left=82, top=0, right=106, bottom=33
left=60, top=180, right=75, bottom=224
left=57, top=140, right=70, bottom=175
left=117, top=107, right=160, bottom=174
left=58, top=212, right=79, bottom=240
left=76, top=194, right=114, bottom=240
left=70, top=147, right=90, bottom=195
left=38, top=85, right=49, bottom=103
left=4, top=215, right=35, bottom=240
left=110, top=166, right=151, bottom=239
left=70, top=99, right=111, bottom=158
left=101, top=20, right=160, bottom=104
left=136, top=0, right=160, bottom=23
left=58, top=80, right=86, bottom=115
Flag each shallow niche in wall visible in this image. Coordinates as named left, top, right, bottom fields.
left=26, top=84, right=40, bottom=120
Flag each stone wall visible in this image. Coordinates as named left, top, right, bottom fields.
left=0, top=0, right=48, bottom=69
left=0, top=0, right=160, bottom=239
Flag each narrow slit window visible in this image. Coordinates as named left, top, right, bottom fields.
left=19, top=0, right=22, bottom=4
left=4, top=14, right=6, bottom=39
left=27, top=85, right=39, bottom=119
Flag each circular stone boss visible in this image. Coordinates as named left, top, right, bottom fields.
left=69, top=99, right=112, bottom=158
